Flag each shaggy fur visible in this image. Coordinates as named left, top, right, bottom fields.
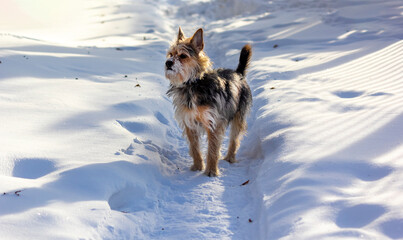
left=165, top=27, right=252, bottom=177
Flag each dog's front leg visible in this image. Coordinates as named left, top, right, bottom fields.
left=204, top=124, right=225, bottom=177
left=185, top=126, right=204, bottom=171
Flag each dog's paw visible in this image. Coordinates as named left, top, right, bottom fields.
left=190, top=164, right=204, bottom=171
left=204, top=168, right=219, bottom=177
left=223, top=155, right=238, bottom=164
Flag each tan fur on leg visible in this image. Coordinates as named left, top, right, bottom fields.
left=204, top=123, right=225, bottom=177
left=224, top=113, right=247, bottom=163
left=185, top=126, right=204, bottom=171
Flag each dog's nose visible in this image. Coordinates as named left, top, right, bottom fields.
left=165, top=60, right=173, bottom=69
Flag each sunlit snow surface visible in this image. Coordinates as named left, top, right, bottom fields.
left=0, top=0, right=402, bottom=239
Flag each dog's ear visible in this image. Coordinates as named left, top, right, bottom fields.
left=177, top=26, right=186, bottom=42
left=190, top=28, right=204, bottom=53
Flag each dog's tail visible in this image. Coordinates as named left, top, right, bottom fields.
left=236, top=44, right=252, bottom=76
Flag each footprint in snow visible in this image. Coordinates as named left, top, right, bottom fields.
left=117, top=120, right=149, bottom=134
left=380, top=218, right=403, bottom=239
left=12, top=158, right=56, bottom=179
left=309, top=161, right=393, bottom=182
left=298, top=97, right=322, bottom=102
left=333, top=90, right=364, bottom=98
left=336, top=204, right=386, bottom=228
left=119, top=138, right=182, bottom=172
left=292, top=57, right=306, bottom=62
left=108, top=185, right=154, bottom=213
left=154, top=111, right=169, bottom=126
left=368, top=92, right=393, bottom=97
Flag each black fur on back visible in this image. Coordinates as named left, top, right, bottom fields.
left=167, top=68, right=252, bottom=125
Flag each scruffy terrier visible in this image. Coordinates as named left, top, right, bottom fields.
left=165, top=27, right=252, bottom=177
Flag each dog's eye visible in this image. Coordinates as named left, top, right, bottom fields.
left=179, top=54, right=188, bottom=59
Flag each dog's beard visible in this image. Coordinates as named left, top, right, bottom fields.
left=165, top=60, right=197, bottom=86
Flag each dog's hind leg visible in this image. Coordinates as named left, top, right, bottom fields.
left=224, top=112, right=247, bottom=163
left=185, top=126, right=204, bottom=171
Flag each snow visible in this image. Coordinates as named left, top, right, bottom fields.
left=1, top=0, right=402, bottom=239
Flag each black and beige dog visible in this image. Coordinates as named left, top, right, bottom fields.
left=165, top=27, right=252, bottom=177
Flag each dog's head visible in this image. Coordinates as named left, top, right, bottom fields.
left=165, top=27, right=211, bottom=86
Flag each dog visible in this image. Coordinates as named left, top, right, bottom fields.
left=165, top=27, right=252, bottom=177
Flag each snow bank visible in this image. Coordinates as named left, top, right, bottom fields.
left=211, top=1, right=403, bottom=239
left=0, top=0, right=177, bottom=239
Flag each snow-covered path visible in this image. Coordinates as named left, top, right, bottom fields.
left=1, top=0, right=403, bottom=239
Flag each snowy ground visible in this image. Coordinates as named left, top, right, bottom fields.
left=1, top=0, right=402, bottom=239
